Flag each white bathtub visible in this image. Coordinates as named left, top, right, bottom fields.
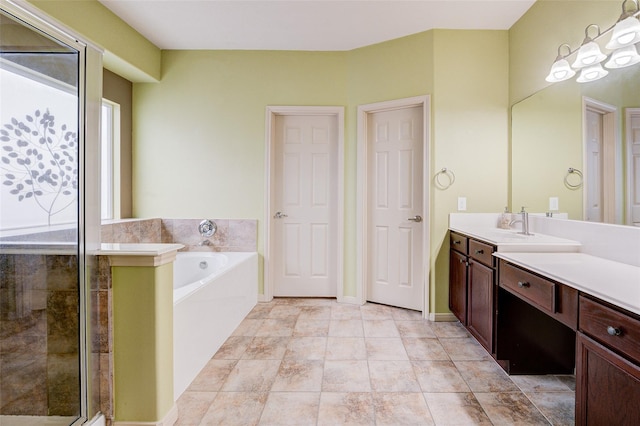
left=173, top=251, right=258, bottom=399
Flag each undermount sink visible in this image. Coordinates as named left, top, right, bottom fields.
left=450, top=227, right=582, bottom=253
left=485, top=229, right=530, bottom=240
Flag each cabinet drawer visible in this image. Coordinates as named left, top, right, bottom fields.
left=450, top=232, right=468, bottom=254
left=499, top=262, right=556, bottom=314
left=579, top=296, right=640, bottom=363
left=469, top=239, right=494, bottom=267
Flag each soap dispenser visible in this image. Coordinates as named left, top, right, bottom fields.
left=499, top=207, right=511, bottom=229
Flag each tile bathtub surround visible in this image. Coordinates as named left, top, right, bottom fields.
left=175, top=298, right=575, bottom=426
left=100, top=218, right=162, bottom=244
left=161, top=218, right=257, bottom=252
left=101, top=218, right=257, bottom=252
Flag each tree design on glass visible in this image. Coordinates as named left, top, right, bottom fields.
left=1, top=109, right=78, bottom=225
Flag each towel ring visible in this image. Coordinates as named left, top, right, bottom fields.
left=564, top=167, right=583, bottom=189
left=435, top=167, right=456, bottom=190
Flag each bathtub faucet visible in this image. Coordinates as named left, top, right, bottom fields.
left=199, top=239, right=212, bottom=246
left=198, top=219, right=217, bottom=238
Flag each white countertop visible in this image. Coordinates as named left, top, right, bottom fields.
left=495, top=252, right=640, bottom=316
left=98, top=243, right=184, bottom=256
left=449, top=226, right=582, bottom=253
left=99, top=243, right=185, bottom=267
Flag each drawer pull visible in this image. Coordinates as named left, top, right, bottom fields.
left=517, top=281, right=530, bottom=288
left=453, top=240, right=461, bottom=245
left=474, top=249, right=484, bottom=254
left=607, top=326, right=622, bottom=336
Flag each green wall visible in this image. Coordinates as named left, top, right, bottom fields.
left=28, top=0, right=161, bottom=82
left=430, top=30, right=510, bottom=312
left=112, top=262, right=174, bottom=422
left=23, top=0, right=514, bottom=315
left=133, top=30, right=510, bottom=313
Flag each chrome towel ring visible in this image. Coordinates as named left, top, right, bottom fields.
left=564, top=167, right=583, bottom=189
left=435, top=167, right=456, bottom=190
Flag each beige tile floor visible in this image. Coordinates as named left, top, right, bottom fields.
left=175, top=298, right=575, bottom=425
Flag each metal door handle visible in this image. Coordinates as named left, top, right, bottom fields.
left=408, top=215, right=423, bottom=223
left=273, top=211, right=288, bottom=219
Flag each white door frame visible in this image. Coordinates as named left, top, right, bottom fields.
left=626, top=108, right=640, bottom=226
left=356, top=95, right=431, bottom=316
left=264, top=106, right=345, bottom=302
left=582, top=97, right=617, bottom=223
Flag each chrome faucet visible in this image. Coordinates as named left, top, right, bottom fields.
left=509, top=206, right=533, bottom=235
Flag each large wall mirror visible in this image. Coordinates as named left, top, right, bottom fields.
left=511, top=60, right=640, bottom=226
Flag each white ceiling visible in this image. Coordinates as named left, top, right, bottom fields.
left=98, top=0, right=536, bottom=51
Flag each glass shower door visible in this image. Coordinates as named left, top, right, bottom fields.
left=0, top=9, right=83, bottom=425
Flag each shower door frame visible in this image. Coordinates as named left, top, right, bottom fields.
left=1, top=0, right=103, bottom=424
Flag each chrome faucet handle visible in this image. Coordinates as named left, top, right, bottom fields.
left=198, top=219, right=217, bottom=237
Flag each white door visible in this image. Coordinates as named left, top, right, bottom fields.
left=628, top=109, right=640, bottom=226
left=272, top=114, right=338, bottom=297
left=585, top=109, right=603, bottom=222
left=367, top=106, right=424, bottom=310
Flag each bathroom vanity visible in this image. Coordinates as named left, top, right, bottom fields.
left=449, top=231, right=497, bottom=354
left=448, top=214, right=640, bottom=425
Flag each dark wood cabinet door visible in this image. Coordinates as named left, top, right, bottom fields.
left=467, top=260, right=494, bottom=353
left=576, top=332, right=640, bottom=425
left=449, top=249, right=468, bottom=324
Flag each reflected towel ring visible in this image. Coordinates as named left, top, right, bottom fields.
left=435, top=167, right=456, bottom=189
left=564, top=167, right=583, bottom=189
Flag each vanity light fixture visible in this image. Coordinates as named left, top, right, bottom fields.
left=572, top=25, right=607, bottom=69
left=545, top=44, right=576, bottom=82
left=604, top=44, right=640, bottom=68
left=576, top=63, right=609, bottom=82
left=605, top=0, right=640, bottom=49
left=545, top=0, right=640, bottom=83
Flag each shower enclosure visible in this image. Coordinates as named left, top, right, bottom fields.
left=0, top=2, right=102, bottom=424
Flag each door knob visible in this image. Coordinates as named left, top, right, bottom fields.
left=408, top=215, right=423, bottom=223
left=273, top=211, right=288, bottom=219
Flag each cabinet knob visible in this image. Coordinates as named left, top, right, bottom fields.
left=453, top=240, right=461, bottom=245
left=474, top=249, right=484, bottom=254
left=517, top=281, right=530, bottom=288
left=607, top=326, right=622, bottom=336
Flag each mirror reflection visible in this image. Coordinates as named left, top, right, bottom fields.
left=511, top=62, right=640, bottom=226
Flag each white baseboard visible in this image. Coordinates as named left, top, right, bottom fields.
left=428, top=312, right=458, bottom=322
left=258, top=293, right=272, bottom=302
left=337, top=295, right=362, bottom=305
left=114, top=404, right=178, bottom=426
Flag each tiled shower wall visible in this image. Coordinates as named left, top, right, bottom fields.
left=0, top=254, right=79, bottom=416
